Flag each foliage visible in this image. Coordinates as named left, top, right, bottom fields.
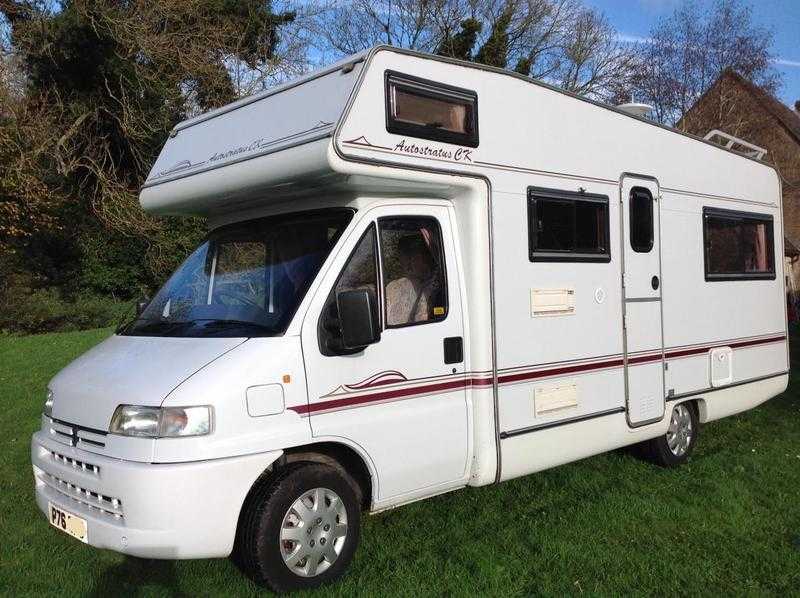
left=632, top=0, right=783, bottom=124
left=0, top=0, right=295, bottom=322
left=474, top=5, right=513, bottom=68
left=436, top=18, right=482, bottom=61
left=0, top=286, right=131, bottom=334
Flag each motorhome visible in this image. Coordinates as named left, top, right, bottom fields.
left=32, top=46, right=789, bottom=592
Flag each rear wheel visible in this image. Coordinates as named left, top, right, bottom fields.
left=235, top=463, right=361, bottom=592
left=638, top=402, right=698, bottom=467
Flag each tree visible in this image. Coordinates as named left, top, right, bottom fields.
left=552, top=7, right=636, bottom=100
left=632, top=0, right=782, bottom=124
left=0, top=0, right=297, bottom=296
left=474, top=3, right=513, bottom=67
left=436, top=18, right=482, bottom=61
left=305, top=0, right=637, bottom=101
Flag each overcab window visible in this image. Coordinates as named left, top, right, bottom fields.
left=703, top=207, right=775, bottom=281
left=527, top=187, right=610, bottom=262
left=385, top=71, right=479, bottom=147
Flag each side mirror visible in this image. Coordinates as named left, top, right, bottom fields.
left=135, top=295, right=150, bottom=317
left=337, top=289, right=380, bottom=350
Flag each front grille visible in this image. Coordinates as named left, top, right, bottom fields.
left=49, top=419, right=108, bottom=450
left=40, top=471, right=123, bottom=519
left=49, top=450, right=100, bottom=476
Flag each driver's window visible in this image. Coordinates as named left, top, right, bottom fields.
left=380, top=217, right=448, bottom=327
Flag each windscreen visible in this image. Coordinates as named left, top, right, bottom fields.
left=120, top=209, right=353, bottom=337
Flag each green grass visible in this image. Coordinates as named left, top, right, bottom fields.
left=1, top=328, right=799, bottom=596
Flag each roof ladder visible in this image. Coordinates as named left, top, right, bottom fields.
left=703, top=129, right=768, bottom=160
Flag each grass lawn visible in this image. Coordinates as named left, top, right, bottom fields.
left=1, top=328, right=799, bottom=596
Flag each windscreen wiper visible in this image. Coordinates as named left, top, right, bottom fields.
left=195, top=319, right=275, bottom=333
left=129, top=320, right=194, bottom=334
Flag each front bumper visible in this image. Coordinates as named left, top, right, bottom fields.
left=31, top=431, right=281, bottom=559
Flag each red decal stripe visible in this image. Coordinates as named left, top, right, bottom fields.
left=291, top=378, right=471, bottom=415
left=290, top=334, right=786, bottom=415
left=497, top=357, right=624, bottom=385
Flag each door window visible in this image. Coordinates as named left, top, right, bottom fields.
left=319, top=216, right=449, bottom=355
left=379, top=217, right=448, bottom=327
left=629, top=187, right=654, bottom=253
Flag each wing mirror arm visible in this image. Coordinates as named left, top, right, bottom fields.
left=135, top=295, right=151, bottom=317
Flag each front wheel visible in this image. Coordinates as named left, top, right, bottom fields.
left=638, top=402, right=699, bottom=467
left=235, top=463, right=361, bottom=592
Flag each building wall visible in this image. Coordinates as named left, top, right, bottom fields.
left=680, top=76, right=800, bottom=293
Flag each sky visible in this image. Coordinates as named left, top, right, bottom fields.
left=583, top=0, right=800, bottom=106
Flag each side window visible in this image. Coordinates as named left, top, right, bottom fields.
left=703, top=207, right=775, bottom=281
left=629, top=187, right=654, bottom=253
left=379, top=217, right=448, bottom=327
left=527, top=187, right=610, bottom=262
left=319, top=226, right=379, bottom=355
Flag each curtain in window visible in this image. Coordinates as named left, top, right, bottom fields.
left=753, top=223, right=768, bottom=271
left=395, top=89, right=469, bottom=134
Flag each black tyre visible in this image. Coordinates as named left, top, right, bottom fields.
left=638, top=401, right=699, bottom=467
left=235, top=462, right=361, bottom=593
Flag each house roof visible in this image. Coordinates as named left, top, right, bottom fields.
left=691, top=69, right=800, bottom=147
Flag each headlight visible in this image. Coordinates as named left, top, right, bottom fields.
left=110, top=405, right=160, bottom=437
left=44, top=389, right=54, bottom=418
left=160, top=406, right=212, bottom=437
left=109, top=405, right=212, bottom=438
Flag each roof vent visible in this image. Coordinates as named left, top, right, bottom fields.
left=704, top=129, right=767, bottom=160
left=617, top=102, right=653, bottom=118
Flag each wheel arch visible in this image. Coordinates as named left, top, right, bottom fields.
left=673, top=397, right=704, bottom=422
left=281, top=441, right=375, bottom=510
left=238, top=440, right=376, bottom=515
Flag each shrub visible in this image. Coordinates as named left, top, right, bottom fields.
left=0, top=287, right=133, bottom=335
left=77, top=231, right=151, bottom=299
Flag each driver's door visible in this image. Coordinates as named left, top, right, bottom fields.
left=300, top=204, right=469, bottom=503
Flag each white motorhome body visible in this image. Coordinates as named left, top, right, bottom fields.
left=32, top=47, right=789, bottom=590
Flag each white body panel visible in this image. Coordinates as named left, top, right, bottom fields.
left=33, top=47, right=789, bottom=560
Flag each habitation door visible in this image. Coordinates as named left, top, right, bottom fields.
left=620, top=176, right=665, bottom=426
left=301, top=204, right=469, bottom=503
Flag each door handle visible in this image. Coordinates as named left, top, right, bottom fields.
left=651, top=275, right=660, bottom=290
left=444, top=337, right=463, bottom=364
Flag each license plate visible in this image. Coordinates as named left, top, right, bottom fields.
left=48, top=502, right=88, bottom=543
